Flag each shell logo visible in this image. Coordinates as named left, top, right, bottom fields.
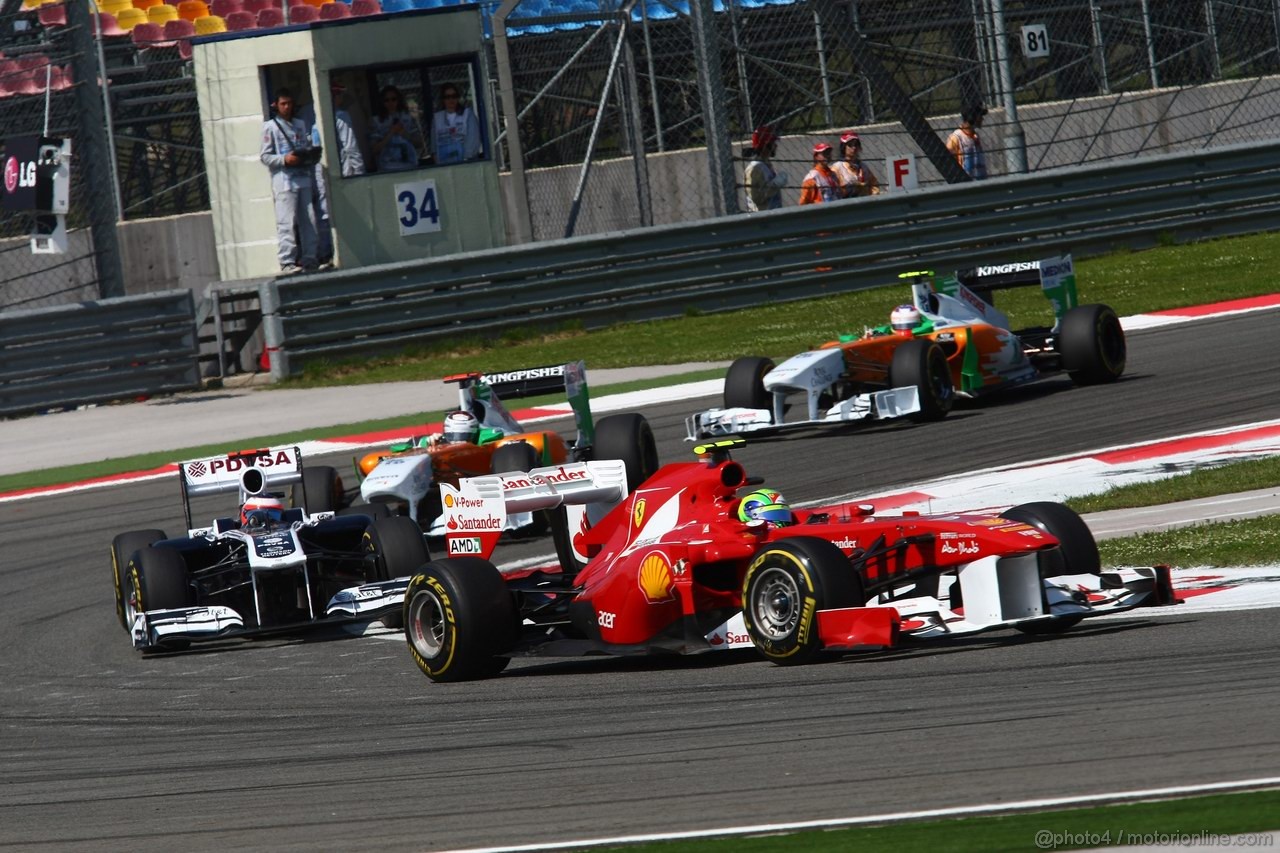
left=444, top=494, right=454, bottom=508
left=632, top=498, right=646, bottom=530
left=638, top=551, right=674, bottom=603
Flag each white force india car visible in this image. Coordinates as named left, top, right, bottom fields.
left=687, top=254, right=1125, bottom=439
left=109, top=446, right=430, bottom=652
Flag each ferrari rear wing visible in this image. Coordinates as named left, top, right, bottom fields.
left=439, top=460, right=627, bottom=561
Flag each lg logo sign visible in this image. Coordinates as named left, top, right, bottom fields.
left=3, top=155, right=36, bottom=195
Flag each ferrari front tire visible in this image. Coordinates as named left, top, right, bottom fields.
left=888, top=339, right=953, bottom=422
left=741, top=538, right=863, bottom=666
left=404, top=558, right=518, bottom=682
left=111, top=529, right=166, bottom=631
left=1002, top=501, right=1100, bottom=635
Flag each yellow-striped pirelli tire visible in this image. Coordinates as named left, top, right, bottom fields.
left=741, top=537, right=863, bottom=666
left=110, top=530, right=166, bottom=631
left=404, top=558, right=519, bottom=683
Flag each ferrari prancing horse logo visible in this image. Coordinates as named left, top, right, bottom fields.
left=633, top=498, right=646, bottom=529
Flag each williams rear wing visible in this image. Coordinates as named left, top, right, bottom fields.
left=439, top=460, right=627, bottom=561
left=177, top=446, right=305, bottom=530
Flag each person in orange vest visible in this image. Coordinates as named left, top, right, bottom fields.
left=798, top=142, right=843, bottom=205
left=946, top=104, right=988, bottom=179
left=832, top=131, right=880, bottom=197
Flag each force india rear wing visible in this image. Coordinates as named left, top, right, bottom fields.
left=928, top=253, right=1079, bottom=329
left=178, top=446, right=305, bottom=530
left=440, top=460, right=627, bottom=561
left=443, top=360, right=595, bottom=449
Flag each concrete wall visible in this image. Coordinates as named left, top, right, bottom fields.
left=10, top=74, right=1275, bottom=301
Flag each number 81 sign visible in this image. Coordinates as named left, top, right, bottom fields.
left=394, top=179, right=442, bottom=236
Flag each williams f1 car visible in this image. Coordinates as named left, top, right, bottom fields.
left=401, top=438, right=1175, bottom=682
left=357, top=361, right=659, bottom=535
left=687, top=254, right=1126, bottom=439
left=109, top=446, right=430, bottom=652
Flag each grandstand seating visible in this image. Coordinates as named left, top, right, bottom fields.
left=130, top=20, right=166, bottom=45
left=287, top=4, right=319, bottom=21
left=164, top=17, right=196, bottom=37
left=99, top=0, right=133, bottom=15
left=319, top=2, right=350, bottom=18
left=194, top=12, right=227, bottom=32
left=116, top=7, right=148, bottom=29
left=210, top=0, right=241, bottom=16
left=37, top=2, right=66, bottom=27
left=132, top=0, right=162, bottom=10
left=146, top=3, right=178, bottom=23
left=255, top=6, right=283, bottom=25
left=225, top=9, right=255, bottom=28
left=93, top=12, right=128, bottom=36
left=350, top=0, right=380, bottom=14
left=177, top=0, right=210, bottom=20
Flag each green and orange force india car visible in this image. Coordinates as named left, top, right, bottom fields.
left=686, top=254, right=1126, bottom=439
left=357, top=362, right=659, bottom=535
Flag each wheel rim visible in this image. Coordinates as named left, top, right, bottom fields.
left=407, top=588, right=446, bottom=658
left=751, top=567, right=801, bottom=641
left=125, top=571, right=141, bottom=626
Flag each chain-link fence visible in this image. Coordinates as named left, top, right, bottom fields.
left=494, top=0, right=1280, bottom=239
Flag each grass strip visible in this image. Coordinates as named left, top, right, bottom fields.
left=284, top=231, right=1280, bottom=386
left=606, top=788, right=1280, bottom=853
left=1067, top=456, right=1280, bottom=513
left=1098, top=514, right=1280, bottom=567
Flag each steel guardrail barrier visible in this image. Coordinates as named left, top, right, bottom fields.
left=247, top=137, right=1280, bottom=377
left=0, top=290, right=200, bottom=417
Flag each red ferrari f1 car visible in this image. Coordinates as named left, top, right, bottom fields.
left=401, top=439, right=1176, bottom=681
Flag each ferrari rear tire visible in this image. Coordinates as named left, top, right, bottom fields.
left=1002, top=501, right=1100, bottom=635
left=741, top=537, right=864, bottom=666
left=293, top=465, right=344, bottom=514
left=594, top=412, right=660, bottom=492
left=724, top=356, right=775, bottom=411
left=111, top=529, right=166, bottom=631
left=1060, top=303, right=1126, bottom=385
left=404, top=558, right=519, bottom=682
left=888, top=339, right=953, bottom=422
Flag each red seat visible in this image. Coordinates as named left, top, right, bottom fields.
left=94, top=12, right=128, bottom=36
left=130, top=20, right=169, bottom=45
left=163, top=17, right=196, bottom=37
left=318, top=1, right=348, bottom=17
left=351, top=0, right=378, bottom=14
left=286, top=3, right=317, bottom=21
left=178, top=38, right=192, bottom=60
left=225, top=8, right=255, bottom=27
left=210, top=0, right=241, bottom=15
left=38, top=3, right=67, bottom=27
left=241, top=0, right=269, bottom=11
left=255, top=6, right=283, bottom=25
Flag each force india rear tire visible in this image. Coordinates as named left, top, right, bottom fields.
left=1001, top=501, right=1100, bottom=635
left=363, top=515, right=431, bottom=629
left=111, top=529, right=166, bottom=631
left=1060, top=303, right=1126, bottom=386
left=593, top=412, right=660, bottom=493
left=888, top=339, right=953, bottom=422
left=723, top=356, right=775, bottom=412
left=404, top=558, right=519, bottom=682
left=741, top=537, right=865, bottom=666
left=491, top=442, right=550, bottom=536
left=293, top=465, right=344, bottom=514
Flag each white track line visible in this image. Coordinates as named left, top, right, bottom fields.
left=439, top=777, right=1280, bottom=853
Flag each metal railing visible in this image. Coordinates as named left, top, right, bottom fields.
left=0, top=289, right=200, bottom=417
left=244, top=136, right=1280, bottom=378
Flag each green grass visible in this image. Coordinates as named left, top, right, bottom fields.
left=1068, top=456, right=1280, bottom=514
left=0, top=369, right=723, bottom=494
left=604, top=789, right=1280, bottom=852
left=284, top=231, right=1280, bottom=386
left=1099, top=514, right=1280, bottom=567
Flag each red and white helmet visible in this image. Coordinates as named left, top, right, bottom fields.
left=442, top=410, right=480, bottom=444
left=241, top=495, right=285, bottom=528
left=890, top=304, right=921, bottom=336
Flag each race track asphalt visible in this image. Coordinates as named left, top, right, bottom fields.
left=2, top=311, right=1278, bottom=852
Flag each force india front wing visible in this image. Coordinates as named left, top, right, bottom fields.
left=130, top=578, right=410, bottom=650
left=686, top=348, right=922, bottom=440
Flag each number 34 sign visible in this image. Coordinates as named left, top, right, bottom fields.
left=394, top=179, right=442, bottom=236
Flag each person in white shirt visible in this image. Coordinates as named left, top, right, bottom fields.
left=431, top=84, right=482, bottom=164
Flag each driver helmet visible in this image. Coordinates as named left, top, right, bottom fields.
left=442, top=410, right=480, bottom=444
left=737, top=489, right=795, bottom=528
left=241, top=495, right=285, bottom=530
left=890, top=303, right=921, bottom=337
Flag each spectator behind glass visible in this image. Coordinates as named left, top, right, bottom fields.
left=370, top=85, right=424, bottom=173
left=431, top=84, right=482, bottom=164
